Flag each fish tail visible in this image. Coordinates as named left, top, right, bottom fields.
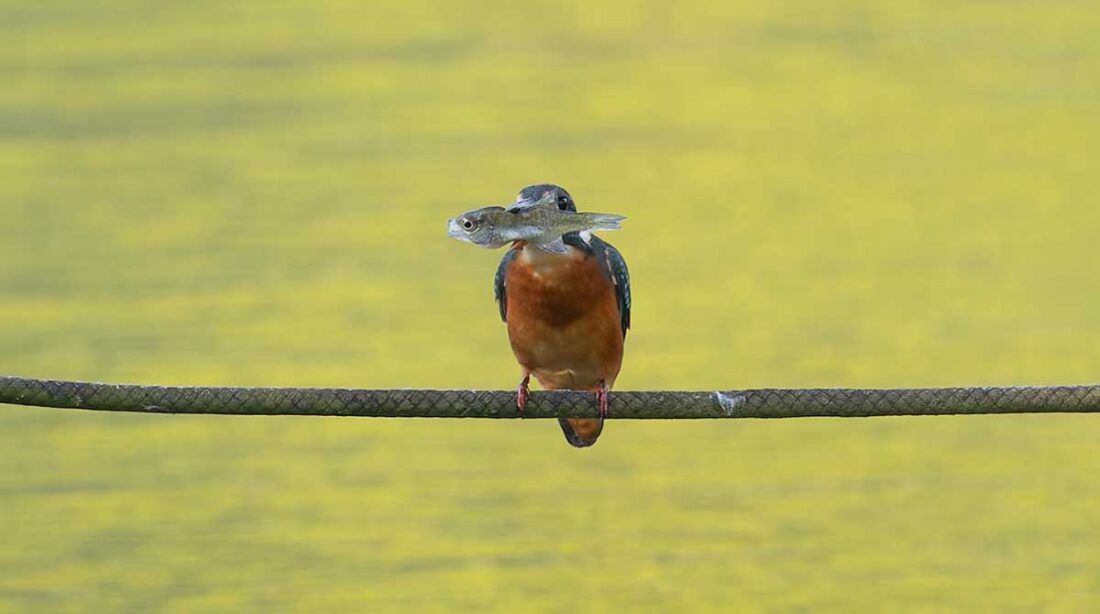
left=580, top=213, right=626, bottom=232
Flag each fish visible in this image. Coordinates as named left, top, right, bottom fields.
left=447, top=197, right=625, bottom=254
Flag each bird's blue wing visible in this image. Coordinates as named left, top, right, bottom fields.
left=604, top=241, right=632, bottom=337
left=581, top=235, right=631, bottom=338
left=494, top=248, right=519, bottom=322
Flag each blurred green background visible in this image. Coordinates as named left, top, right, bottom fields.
left=2, top=1, right=1099, bottom=611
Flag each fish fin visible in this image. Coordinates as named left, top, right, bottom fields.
left=584, top=213, right=626, bottom=232
left=534, top=237, right=569, bottom=254
left=507, top=200, right=559, bottom=214
left=506, top=201, right=539, bottom=213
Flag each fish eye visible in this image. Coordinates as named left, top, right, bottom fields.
left=461, top=218, right=477, bottom=231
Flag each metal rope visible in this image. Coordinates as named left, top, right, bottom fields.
left=1, top=375, right=1099, bottom=419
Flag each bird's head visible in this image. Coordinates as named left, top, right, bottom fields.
left=512, top=184, right=576, bottom=212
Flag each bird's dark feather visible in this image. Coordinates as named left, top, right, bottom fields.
left=595, top=237, right=632, bottom=338
left=494, top=248, right=519, bottom=322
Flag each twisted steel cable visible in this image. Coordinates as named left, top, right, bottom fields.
left=1, top=375, right=1099, bottom=419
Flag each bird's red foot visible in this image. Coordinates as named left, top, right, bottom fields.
left=596, top=380, right=610, bottom=419
left=516, top=375, right=530, bottom=418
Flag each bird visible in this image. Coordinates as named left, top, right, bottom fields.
left=494, top=184, right=631, bottom=447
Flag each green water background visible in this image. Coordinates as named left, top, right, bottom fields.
left=2, top=2, right=1099, bottom=611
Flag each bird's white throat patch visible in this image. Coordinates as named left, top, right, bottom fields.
left=520, top=242, right=581, bottom=274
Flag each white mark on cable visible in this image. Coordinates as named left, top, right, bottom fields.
left=713, top=391, right=745, bottom=416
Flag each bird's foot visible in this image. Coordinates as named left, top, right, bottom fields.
left=516, top=375, right=530, bottom=418
left=596, top=380, right=610, bottom=419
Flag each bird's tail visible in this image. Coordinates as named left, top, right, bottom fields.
left=558, top=418, right=604, bottom=448
left=579, top=213, right=626, bottom=232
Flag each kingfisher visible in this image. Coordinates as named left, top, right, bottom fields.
left=494, top=184, right=631, bottom=447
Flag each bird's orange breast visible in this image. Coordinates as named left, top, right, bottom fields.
left=504, top=244, right=624, bottom=391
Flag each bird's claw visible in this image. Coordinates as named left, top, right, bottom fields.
left=596, top=380, right=610, bottom=419
left=516, top=375, right=530, bottom=418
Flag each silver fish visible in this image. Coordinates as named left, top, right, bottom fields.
left=447, top=197, right=625, bottom=253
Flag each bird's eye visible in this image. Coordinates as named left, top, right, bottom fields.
left=557, top=194, right=569, bottom=206
left=461, top=218, right=476, bottom=231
